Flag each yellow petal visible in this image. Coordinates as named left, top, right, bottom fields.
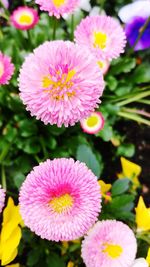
left=1, top=248, right=18, bottom=266
left=121, top=157, right=141, bottom=178
left=2, top=198, right=22, bottom=241
left=98, top=180, right=112, bottom=194
left=3, top=198, right=22, bottom=226
left=67, top=262, right=74, bottom=267
left=146, top=247, right=150, bottom=265
left=135, top=196, right=150, bottom=231
left=6, top=264, right=20, bottom=267
left=1, top=227, right=21, bottom=266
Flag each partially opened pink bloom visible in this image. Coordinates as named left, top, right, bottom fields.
left=80, top=111, right=104, bottom=134
left=35, top=0, right=79, bottom=18
left=11, top=6, right=39, bottom=30
left=82, top=220, right=137, bottom=267
left=0, top=52, right=14, bottom=85
left=0, top=0, right=9, bottom=15
left=0, top=185, right=5, bottom=213
left=19, top=158, right=101, bottom=241
left=75, top=15, right=126, bottom=61
left=19, top=41, right=104, bottom=127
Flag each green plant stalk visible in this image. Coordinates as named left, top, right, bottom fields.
left=71, top=14, right=74, bottom=41
left=0, top=143, right=11, bottom=163
left=137, top=99, right=150, bottom=105
left=123, top=107, right=150, bottom=118
left=129, top=16, right=150, bottom=54
left=105, top=87, right=150, bottom=103
left=118, top=111, right=150, bottom=126
left=1, top=165, right=6, bottom=190
left=52, top=16, right=57, bottom=40
left=27, top=30, right=33, bottom=49
left=116, top=91, right=150, bottom=107
left=99, top=0, right=105, bottom=12
left=39, top=136, right=48, bottom=159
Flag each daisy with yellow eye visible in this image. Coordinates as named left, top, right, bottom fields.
left=75, top=15, right=126, bottom=61
left=35, top=0, right=79, bottom=18
left=11, top=6, right=39, bottom=31
left=80, top=111, right=105, bottom=134
left=81, top=220, right=137, bottom=267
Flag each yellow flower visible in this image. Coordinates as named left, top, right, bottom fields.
left=135, top=196, right=150, bottom=232
left=146, top=247, right=150, bottom=265
left=0, top=197, right=22, bottom=266
left=6, top=264, right=20, bottom=267
left=118, top=157, right=141, bottom=189
left=67, top=261, right=74, bottom=267
left=98, top=180, right=112, bottom=201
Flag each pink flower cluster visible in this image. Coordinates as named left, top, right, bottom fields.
left=0, top=51, right=14, bottom=85
left=19, top=41, right=104, bottom=127
left=19, top=158, right=101, bottom=241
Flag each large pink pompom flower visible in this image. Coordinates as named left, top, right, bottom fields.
left=75, top=15, right=126, bottom=61
left=0, top=51, right=14, bottom=85
left=35, top=0, right=79, bottom=18
left=19, top=41, right=104, bottom=127
left=11, top=6, right=39, bottom=31
left=0, top=185, right=5, bottom=214
left=19, top=158, right=101, bottom=241
left=82, top=220, right=137, bottom=267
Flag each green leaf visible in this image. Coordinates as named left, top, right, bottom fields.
left=97, top=123, right=113, bottom=142
left=110, top=194, right=135, bottom=212
left=110, top=57, right=136, bottom=75
left=18, top=119, right=38, bottom=137
left=46, top=253, right=65, bottom=267
left=106, top=76, right=118, bottom=91
left=76, top=144, right=101, bottom=177
left=132, top=64, right=150, bottom=84
left=112, top=179, right=130, bottom=196
left=14, top=173, right=25, bottom=189
left=117, top=143, right=135, bottom=157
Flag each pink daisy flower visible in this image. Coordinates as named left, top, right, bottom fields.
left=19, top=158, right=101, bottom=241
left=0, top=185, right=5, bottom=214
left=19, top=41, right=104, bottom=127
left=82, top=220, right=137, bottom=267
left=75, top=15, right=126, bottom=61
left=0, top=51, right=14, bottom=85
left=35, top=0, right=79, bottom=18
left=0, top=0, right=9, bottom=15
left=11, top=6, right=39, bottom=31
left=80, top=111, right=104, bottom=134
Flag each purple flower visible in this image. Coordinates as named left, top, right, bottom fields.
left=118, top=1, right=150, bottom=51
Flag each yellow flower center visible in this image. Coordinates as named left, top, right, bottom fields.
left=42, top=69, right=76, bottom=101
left=103, top=243, right=123, bottom=259
left=52, top=0, right=66, bottom=8
left=86, top=115, right=99, bottom=127
left=18, top=13, right=33, bottom=25
left=49, top=194, right=73, bottom=213
left=0, top=62, right=4, bottom=78
left=98, top=61, right=104, bottom=69
left=94, top=32, right=107, bottom=50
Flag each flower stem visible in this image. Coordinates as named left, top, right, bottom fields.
left=99, top=0, right=105, bottom=13
left=116, top=90, right=150, bottom=107
left=71, top=14, right=74, bottom=41
left=118, top=111, right=150, bottom=126
left=52, top=16, right=57, bottom=40
left=122, top=107, right=150, bottom=118
left=27, top=30, right=33, bottom=49
left=129, top=16, right=150, bottom=54
left=1, top=165, right=6, bottom=190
